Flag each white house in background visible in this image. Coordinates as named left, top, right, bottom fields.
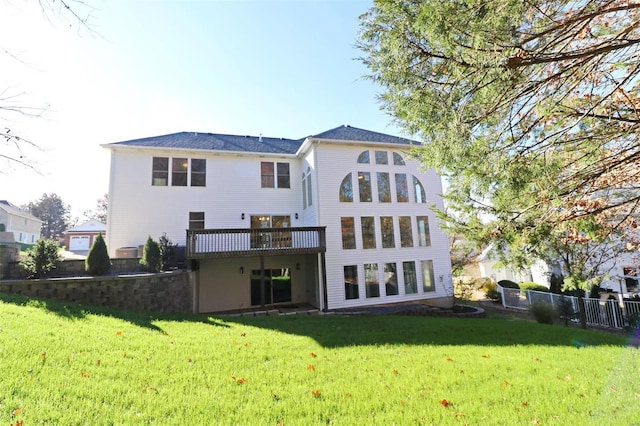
left=102, top=125, right=453, bottom=313
left=476, top=243, right=550, bottom=285
left=0, top=200, right=42, bottom=246
left=64, top=219, right=107, bottom=252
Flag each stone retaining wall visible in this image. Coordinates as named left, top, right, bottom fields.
left=0, top=271, right=195, bottom=313
left=1, top=257, right=145, bottom=280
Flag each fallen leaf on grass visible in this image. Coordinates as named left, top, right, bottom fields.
left=307, top=364, right=315, bottom=371
left=310, top=352, right=317, bottom=358
left=440, top=399, right=451, bottom=408
left=11, top=407, right=22, bottom=416
left=311, top=389, right=321, bottom=398
left=116, top=331, right=122, bottom=336
left=81, top=372, right=89, bottom=378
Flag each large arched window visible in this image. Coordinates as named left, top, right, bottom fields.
left=357, top=151, right=370, bottom=164
left=413, top=175, right=426, bottom=203
left=393, top=152, right=405, bottom=165
left=339, top=173, right=353, bottom=202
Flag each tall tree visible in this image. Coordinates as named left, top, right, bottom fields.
left=27, top=193, right=71, bottom=240
left=359, top=0, right=640, bottom=288
left=82, top=194, right=108, bottom=223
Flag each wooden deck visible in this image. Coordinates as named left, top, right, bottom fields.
left=186, top=226, right=326, bottom=259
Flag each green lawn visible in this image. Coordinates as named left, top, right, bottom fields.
left=1, top=293, right=638, bottom=425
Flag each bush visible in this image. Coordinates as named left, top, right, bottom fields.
left=140, top=236, right=161, bottom=273
left=589, top=284, right=603, bottom=299
left=497, top=279, right=519, bottom=289
left=453, top=277, right=475, bottom=300
left=520, top=282, right=550, bottom=292
left=85, top=233, right=111, bottom=276
left=530, top=303, right=555, bottom=324
left=486, top=288, right=501, bottom=303
left=474, top=277, right=492, bottom=290
left=158, top=233, right=178, bottom=271
left=19, top=238, right=62, bottom=279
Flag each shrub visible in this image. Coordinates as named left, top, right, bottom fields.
left=476, top=277, right=493, bottom=290
left=588, top=284, right=603, bottom=299
left=85, top=233, right=111, bottom=276
left=158, top=233, right=178, bottom=271
left=483, top=281, right=500, bottom=301
left=497, top=279, right=519, bottom=289
left=530, top=303, right=555, bottom=324
left=140, top=236, right=161, bottom=273
left=520, top=282, right=550, bottom=292
left=19, top=238, right=62, bottom=279
left=486, top=288, right=501, bottom=303
left=453, top=277, right=475, bottom=300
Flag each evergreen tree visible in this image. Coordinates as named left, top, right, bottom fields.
left=27, top=193, right=71, bottom=240
left=140, top=236, right=161, bottom=273
left=20, top=238, right=62, bottom=279
left=85, top=233, right=111, bottom=276
left=358, top=0, right=640, bottom=289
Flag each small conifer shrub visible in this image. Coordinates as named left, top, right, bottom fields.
left=20, top=238, right=62, bottom=279
left=85, top=233, right=111, bottom=276
left=140, top=236, right=161, bottom=273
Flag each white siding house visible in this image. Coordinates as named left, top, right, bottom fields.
left=103, top=125, right=453, bottom=313
left=0, top=200, right=42, bottom=246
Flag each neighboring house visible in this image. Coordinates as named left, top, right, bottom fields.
left=476, top=244, right=549, bottom=285
left=592, top=250, right=639, bottom=297
left=476, top=242, right=640, bottom=297
left=0, top=200, right=42, bottom=246
left=64, top=219, right=107, bottom=252
left=103, top=125, right=453, bottom=313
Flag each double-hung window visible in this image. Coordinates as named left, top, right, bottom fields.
left=261, top=162, right=290, bottom=188
left=152, top=157, right=206, bottom=187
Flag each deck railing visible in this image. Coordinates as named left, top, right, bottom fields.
left=186, top=226, right=326, bottom=259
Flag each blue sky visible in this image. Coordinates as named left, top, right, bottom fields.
left=0, top=0, right=403, bottom=217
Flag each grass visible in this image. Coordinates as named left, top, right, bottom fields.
left=1, top=293, right=638, bottom=425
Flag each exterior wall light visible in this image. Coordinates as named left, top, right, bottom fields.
left=240, top=266, right=244, bottom=274
left=241, top=213, right=245, bottom=220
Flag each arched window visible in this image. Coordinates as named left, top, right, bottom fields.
left=413, top=175, right=427, bottom=203
left=302, top=172, right=307, bottom=209
left=393, top=152, right=405, bottom=165
left=357, top=151, right=370, bottom=164
left=306, top=167, right=313, bottom=207
left=339, top=173, right=353, bottom=202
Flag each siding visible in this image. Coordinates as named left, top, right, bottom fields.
left=106, top=148, right=303, bottom=256
left=313, top=143, right=453, bottom=310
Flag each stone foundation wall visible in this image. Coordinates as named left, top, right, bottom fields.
left=0, top=271, right=195, bottom=313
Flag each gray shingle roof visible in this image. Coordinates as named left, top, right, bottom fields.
left=0, top=200, right=43, bottom=222
left=109, top=132, right=302, bottom=154
left=310, top=125, right=414, bottom=145
left=106, top=125, right=414, bottom=154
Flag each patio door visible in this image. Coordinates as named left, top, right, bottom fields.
left=250, top=215, right=291, bottom=248
left=251, top=268, right=292, bottom=305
